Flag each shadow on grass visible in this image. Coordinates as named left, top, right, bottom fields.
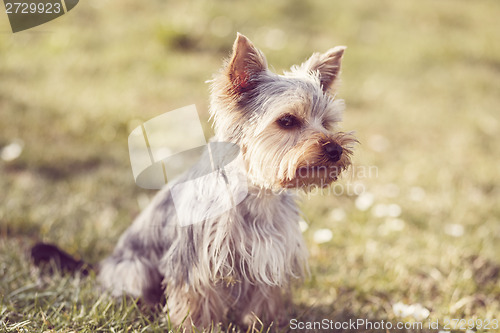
left=4, top=157, right=102, bottom=181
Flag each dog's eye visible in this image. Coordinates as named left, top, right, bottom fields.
left=277, top=115, right=300, bottom=129
left=322, top=120, right=331, bottom=130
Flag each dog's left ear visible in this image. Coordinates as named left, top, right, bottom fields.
left=227, top=33, right=267, bottom=92
left=302, top=46, right=346, bottom=93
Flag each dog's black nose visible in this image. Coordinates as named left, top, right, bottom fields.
left=324, top=142, right=343, bottom=162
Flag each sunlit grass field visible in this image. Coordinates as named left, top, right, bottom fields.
left=1, top=0, right=499, bottom=331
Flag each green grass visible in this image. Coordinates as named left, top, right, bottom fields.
left=1, top=0, right=500, bottom=331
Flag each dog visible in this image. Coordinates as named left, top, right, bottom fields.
left=33, top=33, right=356, bottom=330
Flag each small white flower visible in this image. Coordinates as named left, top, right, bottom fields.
left=373, top=203, right=401, bottom=218
left=372, top=204, right=389, bottom=217
left=1, top=139, right=24, bottom=161
left=409, top=186, right=426, bottom=202
left=313, top=229, right=333, bottom=244
left=387, top=203, right=402, bottom=217
left=411, top=303, right=430, bottom=321
left=298, top=220, right=309, bottom=233
left=444, top=224, right=464, bottom=237
left=392, top=302, right=408, bottom=317
left=355, top=192, right=374, bottom=211
left=330, top=208, right=346, bottom=221
left=393, top=302, right=429, bottom=320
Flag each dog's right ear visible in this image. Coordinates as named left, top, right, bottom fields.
left=301, top=46, right=346, bottom=94
left=227, top=33, right=267, bottom=92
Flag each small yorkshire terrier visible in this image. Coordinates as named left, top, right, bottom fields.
left=34, top=33, right=356, bottom=329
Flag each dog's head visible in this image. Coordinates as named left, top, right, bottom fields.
left=210, top=33, right=357, bottom=189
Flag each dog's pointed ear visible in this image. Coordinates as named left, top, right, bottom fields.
left=227, top=33, right=267, bottom=92
left=303, top=46, right=346, bottom=93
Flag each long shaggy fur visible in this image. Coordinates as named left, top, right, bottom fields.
left=98, top=33, right=356, bottom=329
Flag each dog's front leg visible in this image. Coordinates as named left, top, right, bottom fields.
left=237, top=285, right=285, bottom=328
left=165, top=283, right=229, bottom=329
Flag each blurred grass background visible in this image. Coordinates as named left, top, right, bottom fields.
left=1, top=0, right=499, bottom=331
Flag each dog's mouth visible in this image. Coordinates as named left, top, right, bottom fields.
left=297, top=165, right=337, bottom=178
left=276, top=132, right=357, bottom=189
left=281, top=164, right=342, bottom=188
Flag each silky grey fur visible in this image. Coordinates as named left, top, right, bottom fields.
left=98, top=33, right=355, bottom=329
left=98, top=158, right=308, bottom=326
